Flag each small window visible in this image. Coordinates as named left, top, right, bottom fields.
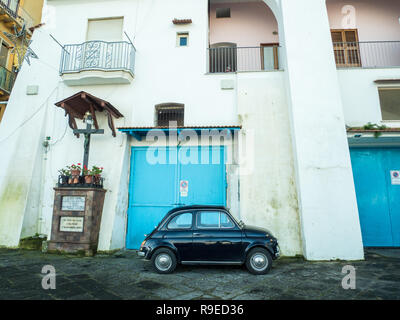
left=155, top=103, right=184, bottom=127
left=177, top=32, right=189, bottom=47
left=378, top=88, right=400, bottom=120
left=167, top=213, right=193, bottom=230
left=197, top=211, right=235, bottom=229
left=216, top=8, right=231, bottom=18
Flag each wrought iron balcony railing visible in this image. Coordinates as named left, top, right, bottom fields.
left=0, top=0, right=20, bottom=18
left=60, top=40, right=136, bottom=75
left=0, top=65, right=16, bottom=94
left=333, top=41, right=400, bottom=69
left=208, top=46, right=280, bottom=73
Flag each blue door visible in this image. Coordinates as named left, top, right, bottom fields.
left=350, top=148, right=400, bottom=247
left=126, top=146, right=226, bottom=249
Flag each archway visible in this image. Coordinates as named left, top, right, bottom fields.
left=208, top=0, right=283, bottom=72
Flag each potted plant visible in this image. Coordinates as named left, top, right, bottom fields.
left=58, top=168, right=71, bottom=185
left=67, top=163, right=82, bottom=184
left=91, top=166, right=104, bottom=185
left=83, top=165, right=94, bottom=184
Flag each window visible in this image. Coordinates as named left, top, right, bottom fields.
left=155, top=103, right=184, bottom=127
left=0, top=42, right=9, bottom=68
left=378, top=88, right=400, bottom=121
left=331, top=29, right=361, bottom=67
left=197, top=211, right=235, bottom=229
left=261, top=43, right=279, bottom=71
left=177, top=32, right=189, bottom=47
left=216, top=8, right=231, bottom=18
left=167, top=213, right=193, bottom=230
left=87, top=17, right=124, bottom=41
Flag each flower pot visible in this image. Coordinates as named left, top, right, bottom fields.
left=84, top=175, right=94, bottom=184
left=71, top=169, right=81, bottom=176
left=61, top=175, right=70, bottom=185
left=94, top=174, right=101, bottom=185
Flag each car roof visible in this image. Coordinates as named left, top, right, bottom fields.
left=166, top=205, right=228, bottom=216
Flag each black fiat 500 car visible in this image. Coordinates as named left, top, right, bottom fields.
left=138, top=205, right=280, bottom=275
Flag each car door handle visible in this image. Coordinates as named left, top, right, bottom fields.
left=193, top=233, right=202, bottom=237
left=220, top=241, right=232, bottom=245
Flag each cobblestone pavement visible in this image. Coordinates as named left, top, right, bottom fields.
left=0, top=248, right=399, bottom=300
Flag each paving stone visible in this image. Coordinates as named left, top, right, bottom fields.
left=0, top=248, right=399, bottom=300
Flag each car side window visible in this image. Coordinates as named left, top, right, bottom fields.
left=167, top=212, right=193, bottom=230
left=220, top=213, right=235, bottom=228
left=197, top=211, right=235, bottom=229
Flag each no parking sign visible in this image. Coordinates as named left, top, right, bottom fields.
left=391, top=171, right=400, bottom=185
left=180, top=180, right=189, bottom=197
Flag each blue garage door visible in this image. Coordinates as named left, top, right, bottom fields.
left=350, top=148, right=400, bottom=247
left=126, top=146, right=226, bottom=249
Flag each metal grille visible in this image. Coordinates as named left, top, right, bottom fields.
left=60, top=40, right=136, bottom=75
left=333, top=41, right=400, bottom=68
left=208, top=46, right=280, bottom=73
left=156, top=106, right=184, bottom=127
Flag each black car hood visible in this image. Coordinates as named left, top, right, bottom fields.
left=243, top=225, right=272, bottom=237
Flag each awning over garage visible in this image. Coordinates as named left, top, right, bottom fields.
left=118, top=126, right=242, bottom=141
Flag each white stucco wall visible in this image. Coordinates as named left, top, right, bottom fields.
left=237, top=71, right=302, bottom=256
left=338, top=68, right=400, bottom=128
left=278, top=0, right=364, bottom=260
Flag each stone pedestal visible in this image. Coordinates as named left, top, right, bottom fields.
left=48, top=187, right=106, bottom=256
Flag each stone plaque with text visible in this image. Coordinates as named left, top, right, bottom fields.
left=61, top=196, right=86, bottom=211
left=60, top=217, right=84, bottom=232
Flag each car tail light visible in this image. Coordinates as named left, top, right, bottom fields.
left=140, top=241, right=146, bottom=249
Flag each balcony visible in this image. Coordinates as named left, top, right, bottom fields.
left=60, top=40, right=136, bottom=86
left=0, top=0, right=19, bottom=18
left=333, top=41, right=400, bottom=69
left=208, top=45, right=280, bottom=73
left=0, top=65, right=16, bottom=95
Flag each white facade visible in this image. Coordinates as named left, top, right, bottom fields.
left=6, top=0, right=400, bottom=260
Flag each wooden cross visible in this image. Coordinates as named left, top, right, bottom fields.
left=73, top=112, right=104, bottom=171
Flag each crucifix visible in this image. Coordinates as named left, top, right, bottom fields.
left=73, top=112, right=104, bottom=171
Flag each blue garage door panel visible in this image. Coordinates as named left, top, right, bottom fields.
left=178, top=146, right=226, bottom=206
left=127, top=146, right=226, bottom=250
left=350, top=148, right=400, bottom=247
left=384, top=150, right=400, bottom=246
left=126, top=148, right=177, bottom=250
left=350, top=149, right=393, bottom=247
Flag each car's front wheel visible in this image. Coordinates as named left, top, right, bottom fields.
left=151, top=248, right=177, bottom=274
left=245, top=247, right=272, bottom=275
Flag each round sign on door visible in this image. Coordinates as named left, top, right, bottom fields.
left=180, top=180, right=189, bottom=197
left=391, top=170, right=400, bottom=185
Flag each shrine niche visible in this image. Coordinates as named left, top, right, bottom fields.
left=48, top=92, right=123, bottom=256
left=55, top=91, right=124, bottom=138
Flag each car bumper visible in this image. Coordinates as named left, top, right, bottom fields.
left=275, top=245, right=281, bottom=258
left=138, top=246, right=152, bottom=259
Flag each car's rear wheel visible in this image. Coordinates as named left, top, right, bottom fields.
left=151, top=248, right=177, bottom=274
left=246, top=247, right=272, bottom=275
